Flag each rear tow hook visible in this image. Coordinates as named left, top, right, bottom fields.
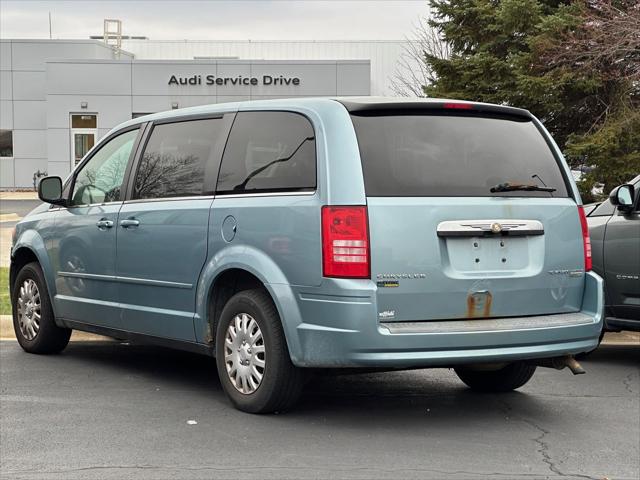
left=534, top=355, right=586, bottom=375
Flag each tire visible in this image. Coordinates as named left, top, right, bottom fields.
left=454, top=362, right=536, bottom=393
left=215, top=288, right=304, bottom=413
left=12, top=262, right=71, bottom=354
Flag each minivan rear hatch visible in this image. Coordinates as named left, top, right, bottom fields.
left=346, top=101, right=586, bottom=323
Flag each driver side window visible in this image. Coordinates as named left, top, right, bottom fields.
left=71, top=129, right=139, bottom=206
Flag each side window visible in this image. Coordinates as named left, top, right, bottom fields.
left=217, top=111, right=316, bottom=194
left=133, top=118, right=228, bottom=200
left=590, top=200, right=615, bottom=217
left=71, top=129, right=139, bottom=206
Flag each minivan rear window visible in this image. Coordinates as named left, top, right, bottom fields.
left=350, top=113, right=569, bottom=197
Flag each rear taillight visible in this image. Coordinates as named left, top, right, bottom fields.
left=578, top=206, right=592, bottom=271
left=321, top=206, right=370, bottom=278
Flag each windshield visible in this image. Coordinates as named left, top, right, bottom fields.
left=350, top=113, right=569, bottom=197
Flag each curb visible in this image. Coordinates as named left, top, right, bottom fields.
left=0, top=192, right=39, bottom=200
left=0, top=213, right=20, bottom=223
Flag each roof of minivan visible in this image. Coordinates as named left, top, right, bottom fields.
left=115, top=96, right=533, bottom=133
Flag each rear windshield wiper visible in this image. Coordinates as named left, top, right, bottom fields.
left=490, top=182, right=557, bottom=193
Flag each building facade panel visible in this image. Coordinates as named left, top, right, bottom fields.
left=13, top=101, right=46, bottom=130
left=0, top=100, right=13, bottom=129
left=14, top=158, right=48, bottom=188
left=46, top=161, right=72, bottom=180
left=47, top=61, right=132, bottom=96
left=0, top=158, right=14, bottom=188
left=337, top=63, right=372, bottom=96
left=11, top=130, right=47, bottom=158
left=46, top=130, right=70, bottom=165
left=0, top=70, right=12, bottom=100
left=12, top=71, right=47, bottom=100
left=0, top=41, right=12, bottom=71
left=10, top=40, right=122, bottom=71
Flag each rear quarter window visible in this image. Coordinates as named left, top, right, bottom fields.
left=350, top=113, right=569, bottom=197
left=216, top=111, right=316, bottom=194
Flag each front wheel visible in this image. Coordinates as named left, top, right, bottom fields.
left=454, top=362, right=536, bottom=392
left=215, top=289, right=304, bottom=413
left=12, top=262, right=71, bottom=354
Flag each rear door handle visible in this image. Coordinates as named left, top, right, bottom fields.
left=119, top=219, right=140, bottom=228
left=96, top=219, right=114, bottom=229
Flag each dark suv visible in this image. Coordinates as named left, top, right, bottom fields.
left=587, top=174, right=640, bottom=334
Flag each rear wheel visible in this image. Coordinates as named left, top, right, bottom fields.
left=454, top=362, right=536, bottom=392
left=215, top=289, right=304, bottom=413
left=12, top=262, right=71, bottom=354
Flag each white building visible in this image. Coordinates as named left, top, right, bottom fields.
left=0, top=38, right=409, bottom=189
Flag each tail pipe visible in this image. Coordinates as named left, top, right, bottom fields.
left=533, top=355, right=586, bottom=375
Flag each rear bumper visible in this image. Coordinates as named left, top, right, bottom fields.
left=282, top=271, right=604, bottom=368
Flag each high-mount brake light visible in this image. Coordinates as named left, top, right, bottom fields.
left=577, top=206, right=592, bottom=271
left=321, top=206, right=370, bottom=278
left=442, top=102, right=474, bottom=110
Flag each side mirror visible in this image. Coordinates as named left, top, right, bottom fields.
left=609, top=184, right=634, bottom=212
left=38, top=176, right=66, bottom=206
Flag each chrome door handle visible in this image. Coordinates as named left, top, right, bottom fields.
left=119, top=219, right=140, bottom=228
left=96, top=219, right=114, bottom=229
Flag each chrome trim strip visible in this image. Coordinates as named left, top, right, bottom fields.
left=58, top=271, right=192, bottom=289
left=123, top=195, right=215, bottom=204
left=215, top=191, right=316, bottom=199
left=120, top=191, right=316, bottom=203
left=65, top=201, right=124, bottom=209
left=437, top=219, right=544, bottom=237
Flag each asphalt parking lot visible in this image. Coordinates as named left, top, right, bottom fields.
left=1, top=339, right=638, bottom=480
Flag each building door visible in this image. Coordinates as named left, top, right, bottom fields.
left=70, top=114, right=98, bottom=167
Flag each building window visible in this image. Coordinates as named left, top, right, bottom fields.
left=71, top=114, right=97, bottom=129
left=132, top=112, right=153, bottom=119
left=0, top=130, right=13, bottom=157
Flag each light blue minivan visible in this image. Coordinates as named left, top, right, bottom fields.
left=10, top=97, right=603, bottom=413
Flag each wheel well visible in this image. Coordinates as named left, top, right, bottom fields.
left=207, top=269, right=267, bottom=343
left=9, top=247, right=39, bottom=295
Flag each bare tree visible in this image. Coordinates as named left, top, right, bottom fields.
left=538, top=1, right=640, bottom=81
left=391, top=17, right=451, bottom=97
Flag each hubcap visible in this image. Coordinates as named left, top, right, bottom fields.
left=224, top=313, right=266, bottom=394
left=17, top=279, right=41, bottom=341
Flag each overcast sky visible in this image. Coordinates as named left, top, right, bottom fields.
left=0, top=1, right=430, bottom=40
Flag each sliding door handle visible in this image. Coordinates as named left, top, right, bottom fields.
left=96, top=219, right=114, bottom=229
left=119, top=219, right=140, bottom=228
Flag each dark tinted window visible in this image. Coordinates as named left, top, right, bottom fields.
left=350, top=113, right=569, bottom=197
left=133, top=118, right=228, bottom=199
left=217, top=111, right=316, bottom=193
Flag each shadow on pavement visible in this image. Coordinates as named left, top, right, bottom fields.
left=50, top=340, right=616, bottom=424
left=579, top=344, right=640, bottom=368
